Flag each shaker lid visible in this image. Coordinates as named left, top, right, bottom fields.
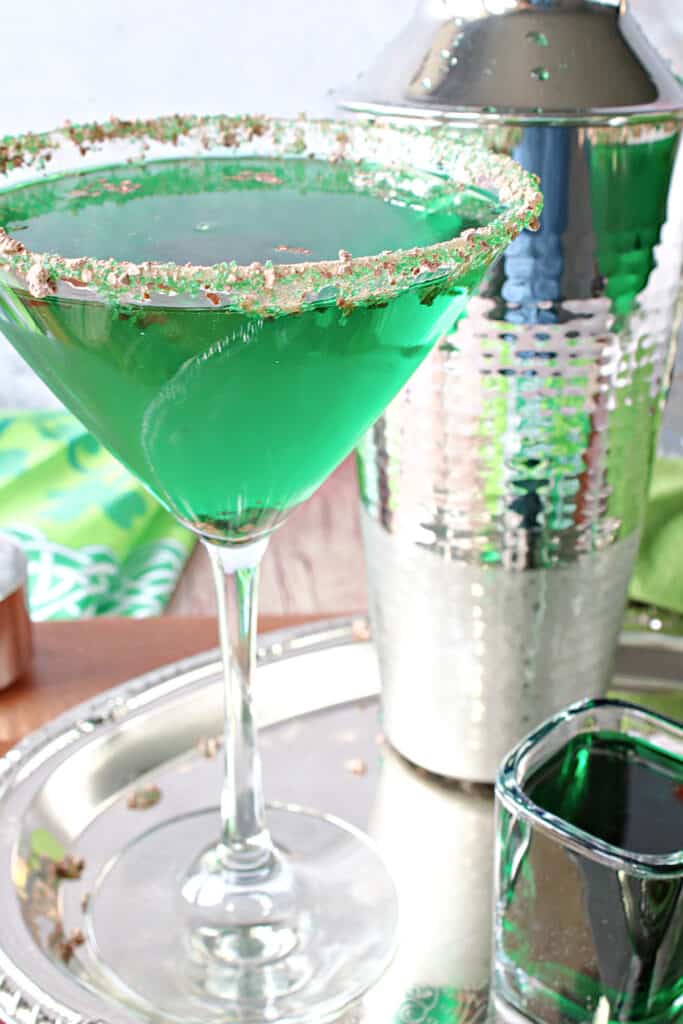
left=341, top=0, right=683, bottom=124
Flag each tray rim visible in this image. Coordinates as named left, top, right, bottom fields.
left=3, top=615, right=681, bottom=787
left=0, top=616, right=382, bottom=1024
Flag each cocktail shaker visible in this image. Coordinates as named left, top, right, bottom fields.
left=342, top=1, right=683, bottom=781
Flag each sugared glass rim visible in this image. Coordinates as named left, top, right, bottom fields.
left=496, top=697, right=683, bottom=878
left=0, top=113, right=541, bottom=315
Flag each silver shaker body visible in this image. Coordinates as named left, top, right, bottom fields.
left=346, top=1, right=683, bottom=780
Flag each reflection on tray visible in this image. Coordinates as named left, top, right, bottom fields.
left=366, top=744, right=493, bottom=1024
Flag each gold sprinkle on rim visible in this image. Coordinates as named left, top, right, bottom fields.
left=0, top=113, right=542, bottom=315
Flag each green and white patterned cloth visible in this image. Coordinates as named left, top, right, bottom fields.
left=0, top=411, right=195, bottom=620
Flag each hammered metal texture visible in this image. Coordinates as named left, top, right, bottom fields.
left=363, top=512, right=639, bottom=781
left=357, top=122, right=683, bottom=781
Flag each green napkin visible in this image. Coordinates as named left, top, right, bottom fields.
left=629, top=457, right=683, bottom=616
left=0, top=410, right=195, bottom=620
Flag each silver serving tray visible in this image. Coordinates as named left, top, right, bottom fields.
left=0, top=618, right=680, bottom=1024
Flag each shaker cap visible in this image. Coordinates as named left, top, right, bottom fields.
left=341, top=0, right=683, bottom=124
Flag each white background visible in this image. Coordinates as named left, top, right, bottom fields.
left=0, top=0, right=681, bottom=409
left=0, top=0, right=415, bottom=136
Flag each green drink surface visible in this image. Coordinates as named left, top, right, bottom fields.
left=0, top=156, right=490, bottom=265
left=0, top=155, right=494, bottom=539
left=526, top=731, right=683, bottom=856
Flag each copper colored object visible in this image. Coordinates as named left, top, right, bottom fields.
left=0, top=538, right=31, bottom=690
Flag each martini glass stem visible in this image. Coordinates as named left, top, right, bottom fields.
left=205, top=539, right=275, bottom=875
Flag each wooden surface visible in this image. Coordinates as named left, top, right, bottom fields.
left=168, top=456, right=368, bottom=618
left=0, top=614, right=312, bottom=756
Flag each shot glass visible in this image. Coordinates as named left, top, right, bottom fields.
left=493, top=699, right=683, bottom=1024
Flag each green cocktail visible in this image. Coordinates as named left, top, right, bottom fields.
left=0, top=152, right=493, bottom=538
left=0, top=114, right=540, bottom=1023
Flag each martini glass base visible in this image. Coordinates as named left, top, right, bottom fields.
left=85, top=805, right=398, bottom=1023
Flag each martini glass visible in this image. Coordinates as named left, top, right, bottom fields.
left=0, top=114, right=540, bottom=1023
